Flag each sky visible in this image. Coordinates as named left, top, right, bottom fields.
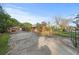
left=1, top=3, right=79, bottom=26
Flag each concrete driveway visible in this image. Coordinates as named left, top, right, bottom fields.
left=7, top=31, right=79, bottom=55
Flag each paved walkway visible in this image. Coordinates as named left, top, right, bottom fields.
left=7, top=31, right=79, bottom=55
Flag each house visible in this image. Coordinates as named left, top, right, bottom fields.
left=31, top=25, right=38, bottom=32
left=8, top=26, right=20, bottom=33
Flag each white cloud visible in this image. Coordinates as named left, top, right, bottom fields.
left=4, top=7, right=52, bottom=24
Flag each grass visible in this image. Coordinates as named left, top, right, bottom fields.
left=55, top=31, right=76, bottom=38
left=0, top=33, right=10, bottom=55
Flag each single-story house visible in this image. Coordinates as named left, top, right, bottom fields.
left=8, top=26, right=21, bottom=33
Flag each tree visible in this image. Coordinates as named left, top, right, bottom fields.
left=74, top=14, right=79, bottom=28
left=0, top=5, right=20, bottom=33
left=0, top=5, right=7, bottom=32
left=55, top=16, right=69, bottom=31
left=22, top=22, right=32, bottom=31
left=36, top=23, right=42, bottom=32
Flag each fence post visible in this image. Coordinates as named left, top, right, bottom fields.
left=70, top=27, right=72, bottom=42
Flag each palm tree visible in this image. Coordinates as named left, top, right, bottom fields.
left=74, top=14, right=79, bottom=28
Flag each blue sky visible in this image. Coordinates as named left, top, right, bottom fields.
left=1, top=3, right=79, bottom=25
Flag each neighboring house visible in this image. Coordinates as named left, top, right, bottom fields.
left=8, top=26, right=21, bottom=33
left=31, top=25, right=38, bottom=32
left=40, top=22, right=53, bottom=36
left=31, top=22, right=53, bottom=36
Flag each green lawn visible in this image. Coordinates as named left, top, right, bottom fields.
left=0, top=33, right=10, bottom=55
left=55, top=31, right=76, bottom=38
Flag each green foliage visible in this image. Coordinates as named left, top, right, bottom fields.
left=22, top=22, right=32, bottom=31
left=36, top=23, right=42, bottom=32
left=0, top=5, right=20, bottom=33
left=55, top=30, right=76, bottom=38
left=74, top=14, right=79, bottom=28
left=0, top=33, right=10, bottom=54
left=74, top=20, right=79, bottom=28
